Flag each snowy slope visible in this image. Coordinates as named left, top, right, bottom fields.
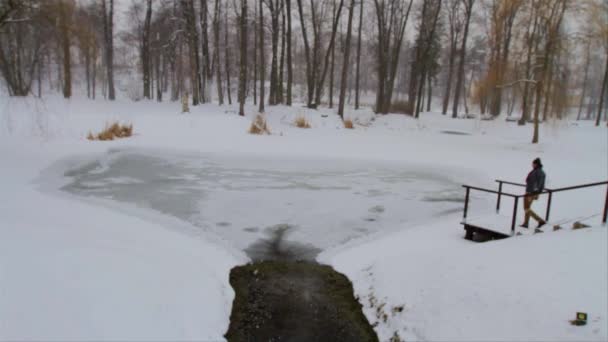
left=1, top=95, right=606, bottom=340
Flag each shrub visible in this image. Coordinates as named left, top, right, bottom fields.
left=249, top=114, right=271, bottom=135
left=389, top=100, right=412, bottom=114
left=343, top=119, right=354, bottom=129
left=294, top=116, right=311, bottom=128
left=88, top=122, right=133, bottom=141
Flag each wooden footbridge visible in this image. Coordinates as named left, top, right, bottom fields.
left=460, top=179, right=608, bottom=242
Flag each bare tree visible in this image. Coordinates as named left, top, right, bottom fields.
left=296, top=0, right=345, bottom=108
left=277, top=1, right=285, bottom=104
left=532, top=0, right=567, bottom=143
left=518, top=0, right=540, bottom=125
left=338, top=0, right=356, bottom=118
left=142, top=0, right=152, bottom=99
left=181, top=0, right=202, bottom=105
left=0, top=0, right=43, bottom=96
left=441, top=0, right=463, bottom=115
left=328, top=1, right=337, bottom=108
left=238, top=0, right=248, bottom=116
left=57, top=0, right=74, bottom=98
left=451, top=0, right=474, bottom=118
left=264, top=0, right=283, bottom=105
left=101, top=0, right=115, bottom=100
left=224, top=0, right=232, bottom=104
left=488, top=0, right=522, bottom=117
left=354, top=0, right=363, bottom=109
left=412, top=0, right=442, bottom=118
left=253, top=0, right=257, bottom=105
left=200, top=0, right=211, bottom=102
left=213, top=0, right=223, bottom=104
left=373, top=0, right=413, bottom=114
left=285, top=0, right=292, bottom=105
left=258, top=0, right=265, bottom=112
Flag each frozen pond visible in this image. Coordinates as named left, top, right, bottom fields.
left=60, top=148, right=465, bottom=260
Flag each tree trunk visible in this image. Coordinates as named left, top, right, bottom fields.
left=542, top=65, right=554, bottom=122
left=286, top=0, right=292, bottom=105
left=84, top=46, right=90, bottom=98
left=338, top=0, right=356, bottom=118
left=142, top=0, right=152, bottom=99
left=426, top=73, right=432, bottom=112
left=201, top=0, right=211, bottom=102
left=278, top=1, right=285, bottom=104
left=213, top=0, right=223, bottom=104
left=442, top=36, right=456, bottom=115
left=102, top=0, right=115, bottom=100
left=224, top=0, right=232, bottom=105
left=578, top=42, right=591, bottom=120
left=313, top=0, right=344, bottom=108
left=354, top=0, right=363, bottom=110
left=253, top=0, right=257, bottom=105
left=596, top=54, right=608, bottom=126
left=92, top=47, right=97, bottom=99
left=414, top=0, right=442, bottom=118
left=238, top=0, right=248, bottom=116
left=156, top=48, right=162, bottom=101
left=451, top=0, right=473, bottom=118
left=374, top=0, right=413, bottom=114
left=258, top=0, right=265, bottom=112
left=182, top=0, right=202, bottom=105
left=296, top=0, right=313, bottom=107
left=328, top=2, right=337, bottom=108
left=59, top=0, right=71, bottom=99
left=519, top=11, right=539, bottom=126
left=267, top=1, right=279, bottom=105
left=38, top=54, right=43, bottom=98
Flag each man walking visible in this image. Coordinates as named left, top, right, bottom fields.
left=521, top=158, right=547, bottom=230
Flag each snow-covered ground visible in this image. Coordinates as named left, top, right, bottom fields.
left=1, top=95, right=606, bottom=341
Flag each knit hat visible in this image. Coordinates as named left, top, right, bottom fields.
left=533, top=158, right=542, bottom=167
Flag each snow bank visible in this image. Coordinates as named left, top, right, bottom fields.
left=321, top=219, right=607, bottom=341
left=0, top=140, right=246, bottom=340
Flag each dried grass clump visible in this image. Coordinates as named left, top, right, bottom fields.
left=389, top=100, right=412, bottom=114
left=87, top=121, right=133, bottom=141
left=248, top=114, right=271, bottom=135
left=343, top=118, right=354, bottom=129
left=294, top=115, right=311, bottom=129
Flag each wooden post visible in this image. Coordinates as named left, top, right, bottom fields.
left=511, top=197, right=519, bottom=235
left=545, top=191, right=552, bottom=222
left=496, top=181, right=503, bottom=213
left=463, top=187, right=470, bottom=220
left=603, top=185, right=608, bottom=224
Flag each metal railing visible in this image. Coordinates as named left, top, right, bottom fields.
left=463, top=179, right=608, bottom=235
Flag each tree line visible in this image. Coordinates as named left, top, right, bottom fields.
left=0, top=0, right=606, bottom=141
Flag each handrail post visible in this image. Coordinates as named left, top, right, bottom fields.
left=511, top=197, right=519, bottom=235
left=545, top=191, right=552, bottom=222
left=496, top=181, right=503, bottom=213
left=463, top=187, right=470, bottom=221
left=603, top=184, right=608, bottom=224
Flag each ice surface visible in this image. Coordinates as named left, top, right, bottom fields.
left=59, top=148, right=469, bottom=257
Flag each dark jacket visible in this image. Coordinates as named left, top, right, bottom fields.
left=526, top=167, right=546, bottom=194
